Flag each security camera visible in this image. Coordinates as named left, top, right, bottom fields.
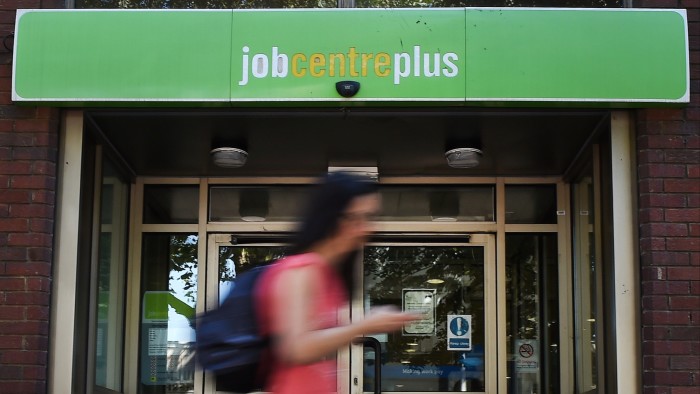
left=335, top=81, right=360, bottom=98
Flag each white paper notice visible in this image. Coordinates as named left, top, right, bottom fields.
left=148, top=327, right=168, bottom=356
left=403, top=289, right=436, bottom=335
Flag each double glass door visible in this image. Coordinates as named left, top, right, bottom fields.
left=205, top=233, right=496, bottom=394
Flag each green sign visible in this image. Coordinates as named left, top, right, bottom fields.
left=464, top=9, right=688, bottom=102
left=13, top=8, right=689, bottom=106
left=230, top=10, right=465, bottom=101
left=14, top=10, right=232, bottom=102
left=142, top=291, right=195, bottom=323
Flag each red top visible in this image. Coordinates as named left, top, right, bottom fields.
left=257, top=253, right=347, bottom=394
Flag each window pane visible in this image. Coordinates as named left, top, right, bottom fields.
left=94, top=159, right=129, bottom=391
left=364, top=245, right=486, bottom=392
left=505, top=234, right=559, bottom=394
left=505, top=185, right=557, bottom=224
left=210, top=185, right=494, bottom=222
left=217, top=245, right=287, bottom=303
left=379, top=186, right=494, bottom=222
left=139, top=234, right=198, bottom=394
left=215, top=245, right=287, bottom=392
left=210, top=186, right=310, bottom=222
left=143, top=185, right=199, bottom=224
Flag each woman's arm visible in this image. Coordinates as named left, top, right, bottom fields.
left=271, top=265, right=417, bottom=365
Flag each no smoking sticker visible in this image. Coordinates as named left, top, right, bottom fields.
left=515, top=339, right=539, bottom=371
left=519, top=343, right=534, bottom=358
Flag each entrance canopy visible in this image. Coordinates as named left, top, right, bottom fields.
left=13, top=8, right=689, bottom=107
left=86, top=108, right=607, bottom=177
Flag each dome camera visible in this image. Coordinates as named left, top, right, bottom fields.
left=335, top=81, right=360, bottom=98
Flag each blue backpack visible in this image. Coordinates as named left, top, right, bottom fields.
left=195, top=264, right=273, bottom=392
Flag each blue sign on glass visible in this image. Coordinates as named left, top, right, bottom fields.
left=447, top=315, right=472, bottom=351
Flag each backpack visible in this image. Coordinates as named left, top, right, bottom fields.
left=195, top=264, right=273, bottom=393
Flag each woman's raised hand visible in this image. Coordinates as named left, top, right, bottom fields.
left=359, top=305, right=422, bottom=334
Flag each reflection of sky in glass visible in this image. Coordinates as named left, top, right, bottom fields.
left=168, top=305, right=195, bottom=344
left=168, top=235, right=197, bottom=344
left=217, top=246, right=286, bottom=305
left=219, top=258, right=237, bottom=305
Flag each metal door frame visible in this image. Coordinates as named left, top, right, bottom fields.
left=121, top=176, right=576, bottom=394
left=350, top=234, right=496, bottom=394
left=205, top=234, right=290, bottom=394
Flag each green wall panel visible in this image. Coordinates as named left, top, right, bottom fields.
left=14, top=10, right=233, bottom=101
left=464, top=9, right=688, bottom=102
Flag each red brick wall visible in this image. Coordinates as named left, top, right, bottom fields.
left=636, top=1, right=700, bottom=393
left=0, top=2, right=62, bottom=393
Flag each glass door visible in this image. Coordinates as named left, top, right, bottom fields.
left=205, top=234, right=495, bottom=394
left=205, top=234, right=287, bottom=394
left=352, top=234, right=496, bottom=394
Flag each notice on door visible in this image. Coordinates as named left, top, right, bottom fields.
left=515, top=339, right=539, bottom=371
left=402, top=289, right=436, bottom=335
left=447, top=315, right=472, bottom=351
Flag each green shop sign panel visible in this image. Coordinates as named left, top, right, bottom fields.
left=13, top=8, right=689, bottom=106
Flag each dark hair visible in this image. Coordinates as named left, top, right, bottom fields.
left=288, top=172, right=378, bottom=296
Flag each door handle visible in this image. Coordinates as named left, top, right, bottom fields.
left=353, top=337, right=381, bottom=394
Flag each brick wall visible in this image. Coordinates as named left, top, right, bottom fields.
left=636, top=1, right=700, bottom=393
left=0, top=2, right=63, bottom=393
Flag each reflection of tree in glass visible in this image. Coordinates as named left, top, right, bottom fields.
left=218, top=246, right=287, bottom=283
left=169, top=235, right=199, bottom=306
left=364, top=246, right=485, bottom=385
left=506, top=235, right=540, bottom=340
left=98, top=233, right=113, bottom=314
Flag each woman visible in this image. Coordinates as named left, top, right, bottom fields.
left=257, top=172, right=418, bottom=394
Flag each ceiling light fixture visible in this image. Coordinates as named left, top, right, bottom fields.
left=445, top=147, right=482, bottom=168
left=210, top=147, right=248, bottom=168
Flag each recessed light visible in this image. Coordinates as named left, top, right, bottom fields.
left=445, top=147, right=482, bottom=168
left=210, top=147, right=248, bottom=168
